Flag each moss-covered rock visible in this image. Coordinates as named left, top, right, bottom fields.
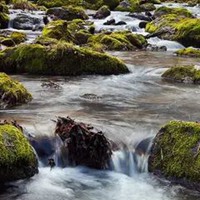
left=0, top=73, right=32, bottom=107
left=46, top=6, right=88, bottom=21
left=12, top=0, right=38, bottom=10
left=161, top=65, right=200, bottom=84
left=0, top=31, right=26, bottom=47
left=146, top=14, right=200, bottom=48
left=93, top=5, right=111, bottom=19
left=0, top=123, right=38, bottom=183
left=175, top=47, right=200, bottom=58
left=154, top=6, right=193, bottom=18
left=88, top=31, right=147, bottom=51
left=0, top=43, right=129, bottom=75
left=37, top=0, right=81, bottom=8
left=149, top=120, right=200, bottom=191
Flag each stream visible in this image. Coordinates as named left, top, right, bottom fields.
left=1, top=2, right=200, bottom=200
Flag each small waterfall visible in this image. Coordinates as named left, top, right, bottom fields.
left=110, top=137, right=153, bottom=176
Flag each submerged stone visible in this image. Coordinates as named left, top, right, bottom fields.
left=149, top=121, right=200, bottom=191
left=0, top=122, right=38, bottom=183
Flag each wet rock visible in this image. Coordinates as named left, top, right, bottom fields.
left=149, top=121, right=200, bottom=192
left=54, top=116, right=112, bottom=169
left=115, top=21, right=127, bottom=25
left=0, top=73, right=32, bottom=108
left=119, top=0, right=131, bottom=8
left=0, top=121, right=38, bottom=184
left=12, top=14, right=42, bottom=30
left=161, top=65, right=200, bottom=84
left=93, top=5, right=111, bottom=19
left=146, top=44, right=167, bottom=52
left=128, top=13, right=152, bottom=21
left=139, top=21, right=148, bottom=29
left=103, top=19, right=116, bottom=25
left=46, top=6, right=88, bottom=21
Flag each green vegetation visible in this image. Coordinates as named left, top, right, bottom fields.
left=0, top=73, right=32, bottom=107
left=1, top=32, right=26, bottom=47
left=0, top=123, right=38, bottom=183
left=12, top=0, right=38, bottom=10
left=149, top=121, right=200, bottom=182
left=145, top=12, right=200, bottom=47
left=161, top=65, right=200, bottom=84
left=154, top=6, right=193, bottom=18
left=0, top=3, right=9, bottom=29
left=0, top=42, right=129, bottom=75
left=176, top=47, right=200, bottom=58
left=88, top=31, right=147, bottom=51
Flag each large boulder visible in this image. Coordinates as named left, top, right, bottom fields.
left=0, top=43, right=129, bottom=75
left=0, top=73, right=32, bottom=108
left=88, top=31, right=147, bottom=51
left=46, top=6, right=88, bottom=21
left=12, top=14, right=42, bottom=30
left=54, top=116, right=112, bottom=169
left=149, top=121, right=200, bottom=191
left=161, top=65, right=200, bottom=84
left=0, top=122, right=38, bottom=184
left=145, top=9, right=200, bottom=48
left=93, top=5, right=111, bottom=19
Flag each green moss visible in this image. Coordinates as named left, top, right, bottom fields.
left=161, top=65, right=200, bottom=84
left=154, top=6, right=193, bottom=18
left=176, top=47, right=200, bottom=58
left=88, top=31, right=147, bottom=51
left=47, top=6, right=88, bottom=21
left=34, top=36, right=58, bottom=46
left=149, top=121, right=200, bottom=182
left=42, top=20, right=74, bottom=42
left=37, top=0, right=82, bottom=8
left=0, top=3, right=9, bottom=13
left=0, top=73, right=32, bottom=107
left=0, top=12, right=9, bottom=29
left=0, top=124, right=38, bottom=183
left=0, top=32, right=26, bottom=46
left=139, top=3, right=156, bottom=11
left=0, top=42, right=129, bottom=75
left=12, top=0, right=38, bottom=10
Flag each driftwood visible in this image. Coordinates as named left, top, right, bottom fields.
left=54, top=116, right=112, bottom=169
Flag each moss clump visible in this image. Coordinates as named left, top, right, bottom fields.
left=37, top=0, right=82, bottom=8
left=0, top=42, right=129, bottom=75
left=161, top=65, right=200, bottom=84
left=176, top=47, right=200, bottom=58
left=145, top=14, right=200, bottom=48
left=46, top=6, right=88, bottom=21
left=42, top=20, right=74, bottom=42
left=12, top=0, right=38, bottom=10
left=0, top=123, right=38, bottom=183
left=0, top=73, right=32, bottom=107
left=88, top=31, right=147, bottom=51
left=1, top=31, right=26, bottom=46
left=149, top=121, right=200, bottom=184
left=154, top=6, right=193, bottom=18
left=0, top=3, right=9, bottom=13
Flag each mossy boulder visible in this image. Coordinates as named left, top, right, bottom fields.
left=0, top=31, right=26, bottom=47
left=0, top=43, right=129, bottom=75
left=88, top=31, right=147, bottom=51
left=153, top=6, right=193, bottom=18
left=0, top=73, right=32, bottom=107
left=149, top=121, right=200, bottom=191
left=161, top=65, right=200, bottom=84
left=12, top=0, right=38, bottom=10
left=37, top=0, right=81, bottom=8
left=146, top=14, right=200, bottom=48
left=46, top=6, right=88, bottom=21
left=175, top=47, right=200, bottom=58
left=93, top=5, right=111, bottom=19
left=0, top=123, right=38, bottom=183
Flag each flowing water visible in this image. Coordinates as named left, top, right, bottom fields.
left=1, top=3, right=200, bottom=200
